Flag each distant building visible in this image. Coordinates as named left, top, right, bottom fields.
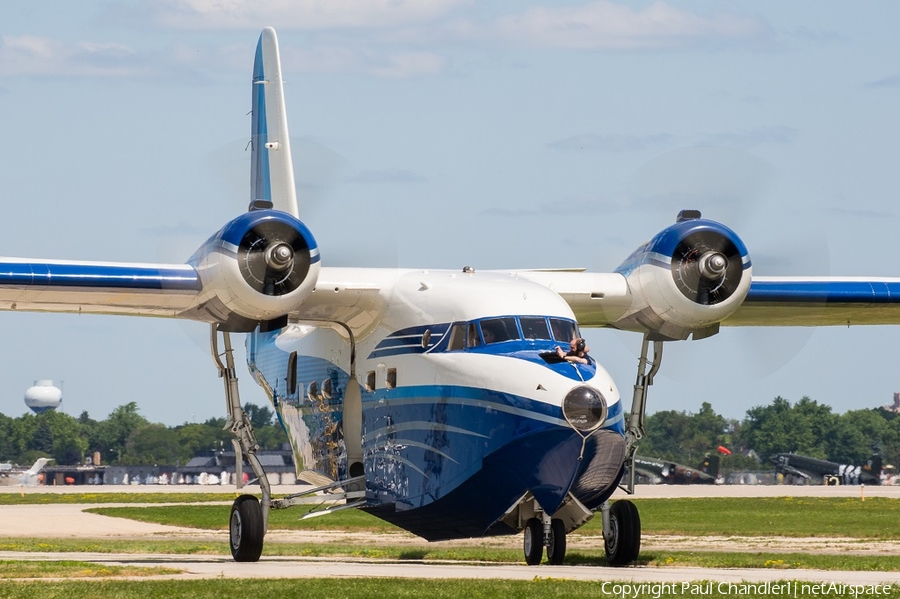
left=883, top=392, right=900, bottom=413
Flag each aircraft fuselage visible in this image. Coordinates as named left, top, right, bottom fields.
left=247, top=269, right=625, bottom=539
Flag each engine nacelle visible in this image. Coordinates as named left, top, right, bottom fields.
left=186, top=210, right=320, bottom=331
left=613, top=213, right=751, bottom=341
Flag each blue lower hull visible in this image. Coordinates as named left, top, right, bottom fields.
left=363, top=422, right=625, bottom=541
left=250, top=330, right=626, bottom=540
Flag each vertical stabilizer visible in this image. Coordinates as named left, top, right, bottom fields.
left=250, top=27, right=299, bottom=217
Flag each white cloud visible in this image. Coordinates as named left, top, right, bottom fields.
left=493, top=1, right=770, bottom=50
left=0, top=35, right=143, bottom=77
left=282, top=46, right=443, bottom=77
left=145, top=0, right=470, bottom=30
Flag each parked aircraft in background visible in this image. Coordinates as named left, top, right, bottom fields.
left=772, top=453, right=883, bottom=485
left=632, top=453, right=722, bottom=485
left=2, top=28, right=900, bottom=567
left=0, top=458, right=51, bottom=487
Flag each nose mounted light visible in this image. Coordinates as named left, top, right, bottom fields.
left=562, top=385, right=608, bottom=433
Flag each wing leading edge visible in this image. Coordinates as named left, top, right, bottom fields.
left=516, top=271, right=900, bottom=329
left=0, top=258, right=201, bottom=317
left=726, top=276, right=900, bottom=326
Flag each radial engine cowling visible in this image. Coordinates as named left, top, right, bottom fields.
left=613, top=215, right=751, bottom=341
left=187, top=210, right=319, bottom=331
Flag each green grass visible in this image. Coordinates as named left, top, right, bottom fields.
left=0, top=538, right=228, bottom=555
left=639, top=551, right=900, bottom=572
left=626, top=497, right=900, bottom=538
left=86, top=503, right=395, bottom=531
left=86, top=496, right=900, bottom=539
left=0, top=578, right=898, bottom=599
left=3, top=537, right=900, bottom=571
left=0, top=492, right=235, bottom=505
left=0, top=559, right=180, bottom=578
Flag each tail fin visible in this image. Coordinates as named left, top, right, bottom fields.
left=867, top=454, right=883, bottom=476
left=250, top=27, right=299, bottom=217
left=700, top=454, right=720, bottom=477
left=25, top=458, right=50, bottom=477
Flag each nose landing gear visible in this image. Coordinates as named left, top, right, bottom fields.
left=522, top=514, right=567, bottom=565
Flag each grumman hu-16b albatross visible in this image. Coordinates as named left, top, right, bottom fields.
left=3, top=28, right=900, bottom=567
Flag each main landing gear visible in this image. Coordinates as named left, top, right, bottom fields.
left=211, top=325, right=366, bottom=562
left=601, top=499, right=641, bottom=565
left=230, top=494, right=264, bottom=562
left=603, top=333, right=662, bottom=566
left=211, top=326, right=272, bottom=562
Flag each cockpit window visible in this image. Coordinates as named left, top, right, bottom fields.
left=448, top=323, right=467, bottom=350
left=550, top=318, right=577, bottom=343
left=520, top=317, right=551, bottom=340
left=467, top=322, right=481, bottom=347
left=480, top=317, right=519, bottom=344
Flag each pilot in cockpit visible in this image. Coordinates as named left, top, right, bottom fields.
left=556, top=337, right=590, bottom=364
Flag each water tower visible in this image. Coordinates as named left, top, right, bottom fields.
left=24, top=380, right=62, bottom=414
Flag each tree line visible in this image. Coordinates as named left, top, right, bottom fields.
left=0, top=401, right=286, bottom=467
left=639, top=397, right=900, bottom=473
left=3, top=396, right=895, bottom=472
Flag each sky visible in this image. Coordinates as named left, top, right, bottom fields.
left=1, top=1, right=900, bottom=426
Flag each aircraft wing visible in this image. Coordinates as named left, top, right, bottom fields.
left=516, top=271, right=900, bottom=332
left=0, top=258, right=201, bottom=318
left=726, top=277, right=900, bottom=326
left=0, top=29, right=317, bottom=331
left=775, top=464, right=814, bottom=481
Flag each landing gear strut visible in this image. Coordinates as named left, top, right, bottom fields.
left=602, top=333, right=663, bottom=566
left=621, top=334, right=663, bottom=495
left=211, top=325, right=272, bottom=563
left=520, top=501, right=568, bottom=565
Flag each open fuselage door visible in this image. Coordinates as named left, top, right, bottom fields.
left=248, top=322, right=363, bottom=489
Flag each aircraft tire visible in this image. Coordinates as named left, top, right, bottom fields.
left=546, top=518, right=567, bottom=565
left=523, top=518, right=543, bottom=565
left=605, top=500, right=641, bottom=566
left=230, top=494, right=264, bottom=562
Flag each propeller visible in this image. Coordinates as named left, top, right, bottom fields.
left=236, top=219, right=310, bottom=296
left=670, top=228, right=743, bottom=306
left=611, top=144, right=830, bottom=382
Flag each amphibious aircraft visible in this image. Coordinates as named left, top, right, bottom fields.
left=772, top=453, right=883, bottom=486
left=632, top=453, right=722, bottom=485
left=2, top=28, right=900, bottom=566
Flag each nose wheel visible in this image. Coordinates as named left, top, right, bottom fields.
left=523, top=518, right=543, bottom=565
left=546, top=518, right=567, bottom=565
left=522, top=515, right=568, bottom=565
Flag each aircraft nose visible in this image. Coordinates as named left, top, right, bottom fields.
left=562, top=385, right=608, bottom=433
